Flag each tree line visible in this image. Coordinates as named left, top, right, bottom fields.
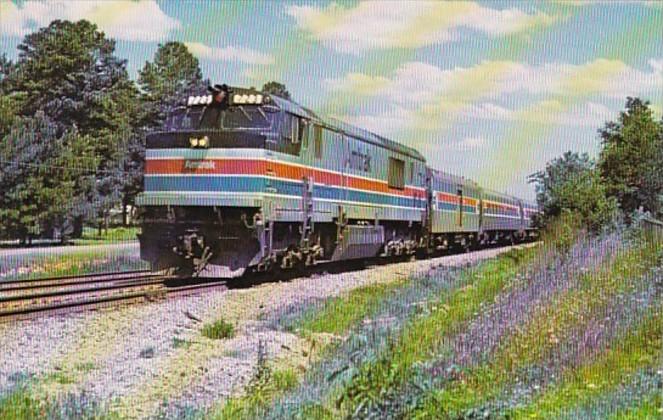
left=530, top=97, right=663, bottom=232
left=0, top=20, right=287, bottom=243
left=1, top=19, right=660, bottom=243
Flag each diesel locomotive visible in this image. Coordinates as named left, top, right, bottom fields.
left=136, top=85, right=538, bottom=277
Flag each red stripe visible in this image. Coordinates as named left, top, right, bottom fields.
left=436, top=192, right=479, bottom=206
left=146, top=158, right=424, bottom=198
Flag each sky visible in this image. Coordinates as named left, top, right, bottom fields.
left=1, top=0, right=662, bottom=200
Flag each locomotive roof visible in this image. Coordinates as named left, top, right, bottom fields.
left=269, top=95, right=425, bottom=161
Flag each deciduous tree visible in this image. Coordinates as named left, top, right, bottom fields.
left=529, top=151, right=617, bottom=231
left=262, top=81, right=291, bottom=100
left=138, top=41, right=204, bottom=128
left=598, top=97, right=663, bottom=218
left=0, top=113, right=96, bottom=242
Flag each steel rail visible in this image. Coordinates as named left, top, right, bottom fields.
left=0, top=269, right=152, bottom=289
left=0, top=276, right=166, bottom=304
left=0, top=273, right=161, bottom=294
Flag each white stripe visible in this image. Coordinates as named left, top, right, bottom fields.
left=483, top=199, right=521, bottom=210
left=145, top=174, right=426, bottom=202
left=146, top=154, right=426, bottom=192
left=146, top=148, right=267, bottom=159
left=483, top=214, right=522, bottom=220
left=139, top=191, right=424, bottom=211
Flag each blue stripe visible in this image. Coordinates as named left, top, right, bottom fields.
left=436, top=202, right=476, bottom=213
left=145, top=176, right=426, bottom=209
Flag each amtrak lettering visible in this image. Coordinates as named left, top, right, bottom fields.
left=184, top=160, right=215, bottom=170
left=349, top=150, right=371, bottom=172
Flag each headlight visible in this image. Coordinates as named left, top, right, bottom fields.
left=190, top=137, right=199, bottom=147
left=198, top=136, right=209, bottom=148
left=256, top=94, right=263, bottom=104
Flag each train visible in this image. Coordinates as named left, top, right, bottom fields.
left=135, top=85, right=539, bottom=277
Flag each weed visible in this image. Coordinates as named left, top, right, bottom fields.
left=74, top=362, right=95, bottom=372
left=292, top=280, right=405, bottom=335
left=44, top=370, right=74, bottom=385
left=172, top=337, right=193, bottom=349
left=202, top=319, right=236, bottom=340
left=0, top=385, right=116, bottom=419
left=139, top=347, right=155, bottom=359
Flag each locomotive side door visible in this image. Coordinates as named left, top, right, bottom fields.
left=457, top=187, right=464, bottom=228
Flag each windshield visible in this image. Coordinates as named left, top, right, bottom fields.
left=165, top=106, right=273, bottom=130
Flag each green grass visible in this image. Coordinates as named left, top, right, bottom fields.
left=0, top=249, right=147, bottom=281
left=294, top=280, right=406, bottom=335
left=495, top=239, right=661, bottom=371
left=411, top=240, right=662, bottom=418
left=202, top=319, right=236, bottom=340
left=404, top=236, right=662, bottom=418
left=211, top=368, right=299, bottom=420
left=172, top=337, right=193, bottom=349
left=0, top=386, right=117, bottom=420
left=335, top=248, right=532, bottom=415
left=0, top=388, right=48, bottom=419
left=43, top=370, right=75, bottom=385
left=71, top=226, right=140, bottom=245
left=509, top=310, right=663, bottom=419
left=610, top=393, right=662, bottom=419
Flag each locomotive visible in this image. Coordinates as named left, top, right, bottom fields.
left=136, top=85, right=538, bottom=277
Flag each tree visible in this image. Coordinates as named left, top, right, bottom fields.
left=0, top=53, right=12, bottom=87
left=529, top=151, right=617, bottom=232
left=138, top=41, right=204, bottom=128
left=0, top=54, right=20, bottom=137
left=598, top=97, right=663, bottom=218
left=262, top=81, right=291, bottom=100
left=0, top=113, right=96, bottom=242
left=9, top=20, right=139, bottom=134
left=129, top=42, right=206, bottom=224
left=5, top=20, right=141, bottom=234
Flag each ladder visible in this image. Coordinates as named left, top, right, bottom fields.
left=300, top=176, right=314, bottom=248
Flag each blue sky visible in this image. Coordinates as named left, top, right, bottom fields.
left=1, top=0, right=662, bottom=199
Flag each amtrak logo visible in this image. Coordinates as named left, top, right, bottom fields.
left=184, top=160, right=215, bottom=169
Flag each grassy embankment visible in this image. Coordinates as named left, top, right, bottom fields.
left=1, top=229, right=659, bottom=419
left=0, top=247, right=147, bottom=282
left=70, top=226, right=140, bottom=246
left=0, top=386, right=117, bottom=420
left=209, top=228, right=662, bottom=419
left=209, top=246, right=535, bottom=419
left=0, top=227, right=144, bottom=281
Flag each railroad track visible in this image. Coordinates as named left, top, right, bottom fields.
left=0, top=242, right=537, bottom=323
left=0, top=270, right=228, bottom=323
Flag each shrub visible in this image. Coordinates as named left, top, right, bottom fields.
left=529, top=151, right=618, bottom=233
left=202, top=319, right=235, bottom=340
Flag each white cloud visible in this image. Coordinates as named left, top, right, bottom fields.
left=326, top=59, right=662, bottom=112
left=327, top=56, right=663, bottom=140
left=649, top=58, right=663, bottom=74
left=330, top=106, right=411, bottom=138
left=461, top=100, right=616, bottom=127
left=555, top=1, right=663, bottom=7
left=0, top=0, right=180, bottom=42
left=451, top=136, right=486, bottom=151
left=185, top=42, right=274, bottom=65
left=287, top=1, right=556, bottom=53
